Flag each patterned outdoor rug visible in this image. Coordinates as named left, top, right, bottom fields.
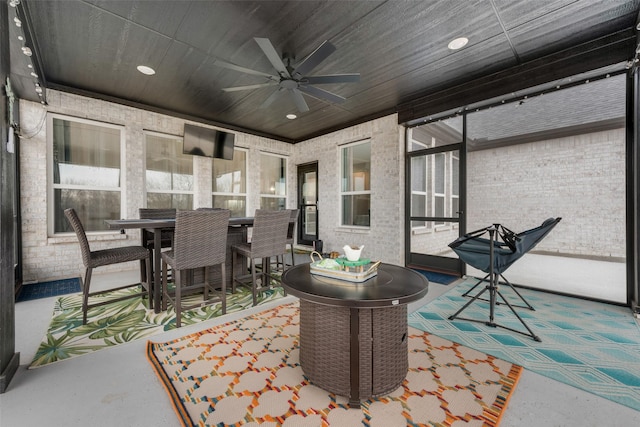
left=409, top=279, right=640, bottom=411
left=29, top=284, right=285, bottom=368
left=147, top=303, right=522, bottom=426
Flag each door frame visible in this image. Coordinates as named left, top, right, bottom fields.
left=297, top=161, right=318, bottom=246
left=404, top=125, right=467, bottom=275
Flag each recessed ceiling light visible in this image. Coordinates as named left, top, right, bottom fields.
left=286, top=114, right=297, bottom=120
left=137, top=65, right=156, bottom=75
left=448, top=37, right=468, bottom=50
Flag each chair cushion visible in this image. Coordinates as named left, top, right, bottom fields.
left=88, top=245, right=149, bottom=268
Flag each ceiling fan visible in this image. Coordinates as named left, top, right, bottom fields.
left=215, top=37, right=360, bottom=113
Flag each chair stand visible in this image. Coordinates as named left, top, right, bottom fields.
left=275, top=248, right=295, bottom=271
left=163, top=265, right=226, bottom=328
left=81, top=263, right=152, bottom=325
left=160, top=210, right=230, bottom=328
left=462, top=272, right=535, bottom=311
left=448, top=227, right=541, bottom=342
left=64, top=208, right=153, bottom=326
left=232, top=254, right=280, bottom=306
left=230, top=209, right=291, bottom=306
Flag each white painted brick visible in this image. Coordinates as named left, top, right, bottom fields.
left=467, top=129, right=625, bottom=258
left=292, top=114, right=405, bottom=265
left=19, top=90, right=297, bottom=282
left=20, top=88, right=620, bottom=283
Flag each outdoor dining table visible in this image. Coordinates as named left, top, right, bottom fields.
left=105, top=217, right=255, bottom=313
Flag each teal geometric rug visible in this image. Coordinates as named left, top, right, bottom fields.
left=409, top=279, right=640, bottom=411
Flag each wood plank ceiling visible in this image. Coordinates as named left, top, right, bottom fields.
left=7, top=0, right=640, bottom=143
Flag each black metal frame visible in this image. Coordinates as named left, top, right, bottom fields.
left=461, top=272, right=535, bottom=311
left=457, top=223, right=535, bottom=311
left=404, top=122, right=467, bottom=276
left=296, top=161, right=318, bottom=247
left=448, top=226, right=542, bottom=342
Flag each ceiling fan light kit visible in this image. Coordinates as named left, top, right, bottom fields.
left=217, top=37, right=360, bottom=113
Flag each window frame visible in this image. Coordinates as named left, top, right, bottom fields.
left=143, top=130, right=195, bottom=210
left=340, top=139, right=371, bottom=228
left=259, top=151, right=288, bottom=210
left=212, top=146, right=249, bottom=217
left=47, top=113, right=125, bottom=236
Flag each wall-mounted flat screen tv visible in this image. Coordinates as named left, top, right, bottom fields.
left=182, top=124, right=235, bottom=160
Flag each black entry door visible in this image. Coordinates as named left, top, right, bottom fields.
left=297, top=162, right=318, bottom=246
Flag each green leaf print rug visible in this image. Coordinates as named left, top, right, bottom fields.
left=30, top=284, right=286, bottom=368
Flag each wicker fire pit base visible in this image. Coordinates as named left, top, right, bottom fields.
left=298, top=299, right=408, bottom=404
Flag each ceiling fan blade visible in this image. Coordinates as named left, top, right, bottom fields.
left=260, top=88, right=284, bottom=109
left=292, top=40, right=336, bottom=77
left=298, top=85, right=346, bottom=104
left=254, top=37, right=291, bottom=78
left=290, top=88, right=310, bottom=112
left=222, top=82, right=277, bottom=92
left=214, top=58, right=277, bottom=79
left=304, top=74, right=361, bottom=85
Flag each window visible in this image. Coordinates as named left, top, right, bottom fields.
left=49, top=115, right=123, bottom=233
left=145, top=133, right=193, bottom=210
left=341, top=141, right=371, bottom=227
left=260, top=153, right=287, bottom=210
left=212, top=148, right=247, bottom=217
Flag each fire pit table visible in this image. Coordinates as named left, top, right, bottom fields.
left=281, top=262, right=429, bottom=407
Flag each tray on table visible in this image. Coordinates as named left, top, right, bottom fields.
left=310, top=257, right=379, bottom=283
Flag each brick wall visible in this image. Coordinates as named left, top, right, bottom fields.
left=292, top=115, right=405, bottom=265
left=20, top=90, right=403, bottom=282
left=19, top=90, right=294, bottom=282
left=20, top=89, right=622, bottom=283
left=467, top=128, right=626, bottom=259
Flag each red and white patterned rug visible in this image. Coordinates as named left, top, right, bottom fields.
left=147, top=303, right=522, bottom=426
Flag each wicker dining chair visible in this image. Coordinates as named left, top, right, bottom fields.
left=64, top=208, right=152, bottom=325
left=138, top=208, right=176, bottom=287
left=161, top=209, right=230, bottom=327
left=276, top=209, right=299, bottom=271
left=231, top=209, right=290, bottom=306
